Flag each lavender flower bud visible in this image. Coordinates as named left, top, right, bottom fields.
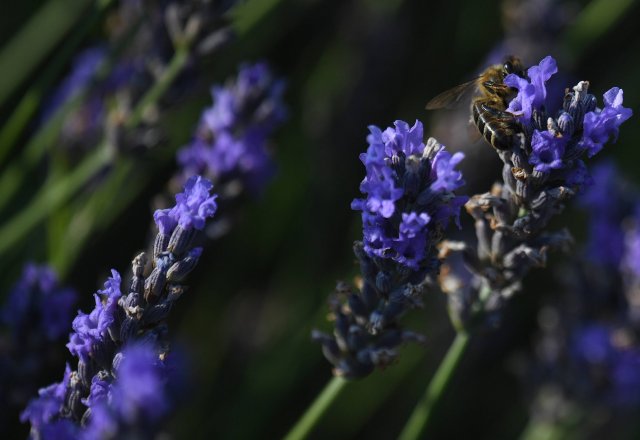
left=166, top=247, right=203, bottom=281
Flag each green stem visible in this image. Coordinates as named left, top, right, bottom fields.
left=52, top=159, right=134, bottom=276
left=283, top=377, right=349, bottom=440
left=0, top=16, right=144, bottom=215
left=519, top=420, right=568, bottom=440
left=398, top=331, right=470, bottom=440
left=0, top=0, right=114, bottom=160
left=126, top=46, right=190, bottom=128
left=0, top=39, right=191, bottom=260
left=0, top=145, right=112, bottom=257
left=563, top=0, right=637, bottom=62
left=518, top=403, right=583, bottom=440
left=0, top=0, right=91, bottom=108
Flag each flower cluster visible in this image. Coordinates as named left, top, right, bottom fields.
left=43, top=0, right=235, bottom=152
left=42, top=46, right=106, bottom=122
left=579, top=162, right=636, bottom=269
left=439, top=56, right=631, bottom=330
left=497, top=0, right=572, bottom=63
left=177, top=62, right=287, bottom=193
left=0, top=265, right=76, bottom=428
left=571, top=324, right=640, bottom=406
left=526, top=164, right=640, bottom=433
left=21, top=176, right=217, bottom=438
left=42, top=44, right=142, bottom=150
left=81, top=344, right=174, bottom=438
left=314, top=120, right=467, bottom=378
left=504, top=56, right=631, bottom=179
left=352, top=120, right=467, bottom=270
left=2, top=264, right=76, bottom=340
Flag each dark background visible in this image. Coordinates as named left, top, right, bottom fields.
left=1, top=0, right=639, bottom=438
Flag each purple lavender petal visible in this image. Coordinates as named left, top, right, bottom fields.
left=579, top=88, right=633, bottom=157
left=505, top=55, right=557, bottom=122
left=67, top=271, right=122, bottom=362
left=529, top=129, right=566, bottom=172
left=430, top=150, right=465, bottom=191
left=20, top=364, right=72, bottom=428
left=153, top=176, right=218, bottom=234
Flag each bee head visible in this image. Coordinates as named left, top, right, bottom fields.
left=502, top=56, right=526, bottom=78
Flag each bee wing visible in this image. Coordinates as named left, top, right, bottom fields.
left=425, top=79, right=478, bottom=110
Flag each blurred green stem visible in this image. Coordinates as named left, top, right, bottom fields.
left=0, top=145, right=112, bottom=256
left=283, top=377, right=349, bottom=440
left=0, top=43, right=191, bottom=260
left=397, top=331, right=470, bottom=440
left=53, top=160, right=135, bottom=277
left=126, top=45, right=190, bottom=128
left=0, top=16, right=144, bottom=215
left=518, top=403, right=583, bottom=440
left=0, top=0, right=114, bottom=161
left=519, top=420, right=569, bottom=440
left=0, top=0, right=91, bottom=108
left=563, top=0, right=637, bottom=62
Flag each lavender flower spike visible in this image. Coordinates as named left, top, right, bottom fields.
left=352, top=120, right=466, bottom=271
left=440, top=55, right=632, bottom=329
left=2, top=263, right=76, bottom=341
left=314, top=120, right=467, bottom=378
left=177, top=62, right=287, bottom=194
left=22, top=176, right=217, bottom=438
left=0, top=264, right=76, bottom=428
left=503, top=55, right=631, bottom=176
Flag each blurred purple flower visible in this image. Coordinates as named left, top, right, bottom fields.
left=83, top=375, right=111, bottom=409
left=20, top=364, right=71, bottom=429
left=42, top=46, right=106, bottom=122
left=622, top=215, right=640, bottom=278
left=82, top=345, right=172, bottom=438
left=2, top=263, right=76, bottom=340
left=572, top=324, right=640, bottom=406
left=580, top=162, right=634, bottom=267
left=579, top=88, right=633, bottom=157
left=177, top=62, right=287, bottom=193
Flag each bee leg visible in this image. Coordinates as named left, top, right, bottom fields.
left=480, top=103, right=517, bottom=123
left=482, top=81, right=512, bottom=95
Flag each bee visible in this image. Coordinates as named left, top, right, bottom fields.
left=426, top=56, right=526, bottom=150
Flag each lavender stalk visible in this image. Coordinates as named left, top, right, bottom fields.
left=285, top=120, right=467, bottom=439
left=21, top=176, right=218, bottom=438
left=53, top=61, right=287, bottom=276
left=0, top=0, right=237, bottom=260
left=399, top=55, right=632, bottom=440
left=176, top=61, right=287, bottom=206
left=314, top=120, right=467, bottom=378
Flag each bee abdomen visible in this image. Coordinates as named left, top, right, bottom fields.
left=472, top=101, right=517, bottom=150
